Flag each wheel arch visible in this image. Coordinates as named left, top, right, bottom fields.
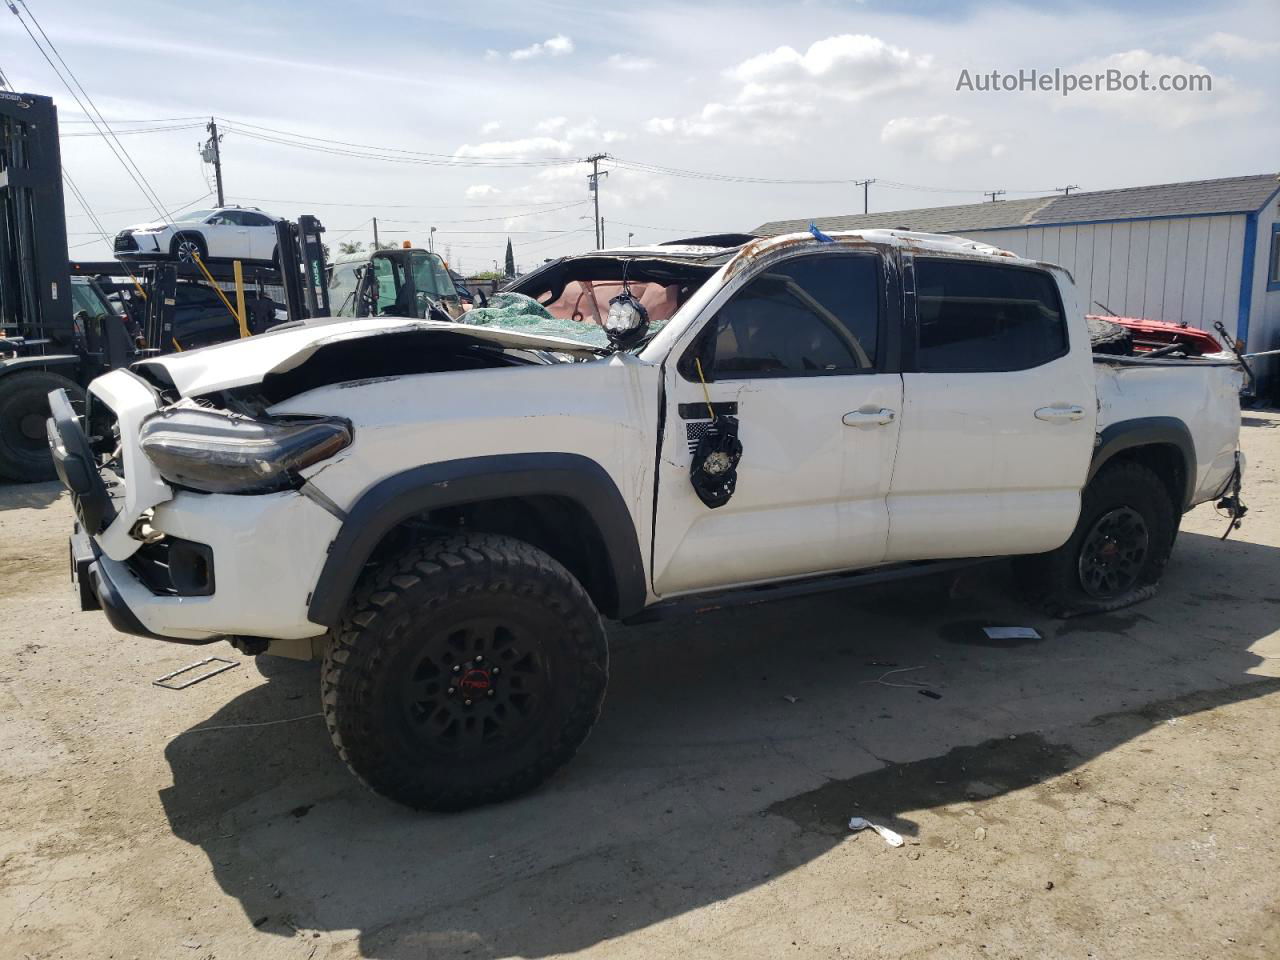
left=0, top=355, right=82, bottom=381
left=307, top=453, right=647, bottom=625
left=1088, top=416, right=1196, bottom=511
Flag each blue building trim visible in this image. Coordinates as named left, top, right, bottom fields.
left=1267, top=222, right=1280, bottom=293
left=1237, top=212, right=1258, bottom=346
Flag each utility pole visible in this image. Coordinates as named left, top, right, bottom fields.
left=372, top=217, right=379, bottom=249
left=586, top=153, right=608, bottom=249
left=855, top=178, right=875, bottom=214
left=1055, top=184, right=1079, bottom=196
left=599, top=218, right=605, bottom=248
left=204, top=119, right=225, bottom=207
left=984, top=190, right=1006, bottom=202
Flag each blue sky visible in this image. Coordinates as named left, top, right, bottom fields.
left=2, top=0, right=1277, bottom=272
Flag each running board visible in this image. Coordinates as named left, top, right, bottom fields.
left=624, top=557, right=995, bottom=625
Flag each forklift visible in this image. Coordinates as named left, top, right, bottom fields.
left=0, top=90, right=328, bottom=482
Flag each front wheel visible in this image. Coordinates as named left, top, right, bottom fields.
left=170, top=233, right=206, bottom=264
left=1016, top=460, right=1177, bottom=617
left=321, top=533, right=608, bottom=810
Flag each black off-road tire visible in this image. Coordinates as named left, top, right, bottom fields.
left=0, top=371, right=84, bottom=483
left=1016, top=460, right=1177, bottom=617
left=321, top=532, right=609, bottom=811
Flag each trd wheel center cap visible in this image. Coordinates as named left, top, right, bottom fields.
left=458, top=667, right=492, bottom=693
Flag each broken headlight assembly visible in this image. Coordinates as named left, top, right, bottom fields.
left=139, top=403, right=352, bottom=494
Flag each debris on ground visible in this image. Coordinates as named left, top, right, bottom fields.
left=848, top=817, right=905, bottom=847
left=983, top=626, right=1042, bottom=642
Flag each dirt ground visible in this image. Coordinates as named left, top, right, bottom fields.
left=3, top=413, right=1280, bottom=960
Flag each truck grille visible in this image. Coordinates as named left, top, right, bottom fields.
left=113, top=232, right=138, bottom=252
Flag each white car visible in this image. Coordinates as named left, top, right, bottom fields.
left=113, top=206, right=281, bottom=265
left=51, top=229, right=1247, bottom=811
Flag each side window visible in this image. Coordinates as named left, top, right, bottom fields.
left=915, top=259, right=1067, bottom=372
left=239, top=212, right=273, bottom=227
left=328, top=264, right=360, bottom=316
left=696, top=254, right=880, bottom=379
left=373, top=257, right=401, bottom=313
left=1268, top=226, right=1280, bottom=289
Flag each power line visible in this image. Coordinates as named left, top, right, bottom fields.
left=8, top=0, right=173, bottom=220
left=227, top=195, right=582, bottom=210
left=380, top=199, right=589, bottom=225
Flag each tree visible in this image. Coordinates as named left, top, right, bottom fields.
left=504, top=237, right=515, bottom=278
left=338, top=241, right=365, bottom=255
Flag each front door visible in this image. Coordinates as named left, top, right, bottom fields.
left=652, top=249, right=903, bottom=597
left=885, top=255, right=1096, bottom=561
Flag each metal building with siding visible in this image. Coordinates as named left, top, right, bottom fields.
left=755, top=173, right=1280, bottom=396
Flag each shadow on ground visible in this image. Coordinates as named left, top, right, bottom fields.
left=0, top=480, right=63, bottom=512
left=159, top=530, right=1280, bottom=958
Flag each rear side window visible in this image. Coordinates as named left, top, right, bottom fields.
left=699, top=253, right=880, bottom=378
left=915, top=259, right=1067, bottom=372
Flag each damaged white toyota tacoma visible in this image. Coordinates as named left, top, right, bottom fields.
left=48, top=229, right=1247, bottom=810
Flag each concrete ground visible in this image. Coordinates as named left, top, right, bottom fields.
left=3, top=413, right=1280, bottom=960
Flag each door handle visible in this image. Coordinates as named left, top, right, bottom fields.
left=843, top=407, right=896, bottom=427
left=1034, top=404, right=1086, bottom=423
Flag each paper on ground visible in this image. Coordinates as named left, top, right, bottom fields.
left=982, top=626, right=1041, bottom=641
left=848, top=816, right=905, bottom=847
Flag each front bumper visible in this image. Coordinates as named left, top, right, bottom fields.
left=70, top=522, right=204, bottom=643
left=52, top=374, right=342, bottom=644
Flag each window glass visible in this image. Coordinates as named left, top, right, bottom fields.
left=206, top=212, right=236, bottom=225
left=239, top=211, right=273, bottom=227
left=70, top=281, right=109, bottom=318
left=915, top=259, right=1067, bottom=372
left=373, top=257, right=402, bottom=313
left=329, top=263, right=361, bottom=316
left=1269, top=229, right=1280, bottom=285
left=704, top=254, right=879, bottom=378
left=409, top=253, right=456, bottom=304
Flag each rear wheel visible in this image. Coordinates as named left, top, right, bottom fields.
left=1017, top=460, right=1176, bottom=616
left=321, top=532, right=608, bottom=811
left=0, top=371, right=84, bottom=483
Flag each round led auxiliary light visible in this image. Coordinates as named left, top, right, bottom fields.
left=603, top=259, right=649, bottom=349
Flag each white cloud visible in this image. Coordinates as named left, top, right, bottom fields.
left=648, top=34, right=932, bottom=142
left=483, top=49, right=500, bottom=61
left=479, top=120, right=501, bottom=134
left=454, top=136, right=574, bottom=158
left=607, top=53, right=656, bottom=72
left=728, top=34, right=933, bottom=103
left=880, top=114, right=1005, bottom=161
left=1056, top=49, right=1257, bottom=127
left=535, top=116, right=569, bottom=134
left=1191, top=32, right=1280, bottom=61
left=465, top=184, right=501, bottom=199
left=510, top=34, right=574, bottom=61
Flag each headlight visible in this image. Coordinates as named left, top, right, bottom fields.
left=139, top=404, right=351, bottom=494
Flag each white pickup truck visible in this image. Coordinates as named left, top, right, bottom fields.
left=48, top=229, right=1246, bottom=810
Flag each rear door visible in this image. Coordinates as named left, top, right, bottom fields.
left=885, top=256, right=1095, bottom=561
left=652, top=249, right=903, bottom=596
left=237, top=211, right=278, bottom=261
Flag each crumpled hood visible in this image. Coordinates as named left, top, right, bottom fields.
left=133, top=316, right=600, bottom=396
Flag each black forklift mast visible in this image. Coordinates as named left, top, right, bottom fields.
left=276, top=214, right=330, bottom=321
left=0, top=91, right=73, bottom=352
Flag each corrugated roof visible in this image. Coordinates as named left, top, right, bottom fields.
left=754, top=173, right=1280, bottom=237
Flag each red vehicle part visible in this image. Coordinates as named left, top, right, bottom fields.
left=1087, top=315, right=1222, bottom=356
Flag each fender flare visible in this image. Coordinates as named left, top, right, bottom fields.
left=0, top=354, right=81, bottom=380
left=1088, top=416, right=1197, bottom=509
left=306, top=452, right=647, bottom=625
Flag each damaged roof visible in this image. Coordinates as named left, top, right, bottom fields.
left=753, top=173, right=1280, bottom=237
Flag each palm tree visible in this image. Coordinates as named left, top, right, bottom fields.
left=338, top=241, right=365, bottom=255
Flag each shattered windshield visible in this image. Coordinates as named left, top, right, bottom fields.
left=454, top=255, right=722, bottom=348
